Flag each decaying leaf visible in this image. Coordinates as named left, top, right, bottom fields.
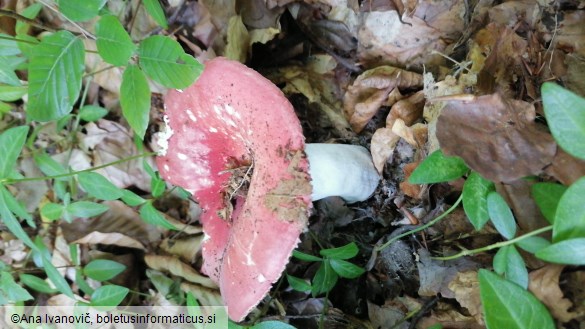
left=436, top=93, right=556, bottom=182
left=371, top=128, right=400, bottom=173
left=144, top=255, right=217, bottom=289
left=528, top=265, right=578, bottom=323
left=447, top=271, right=483, bottom=325
left=181, top=282, right=223, bottom=306
left=545, top=148, right=585, bottom=186
left=418, top=248, right=478, bottom=298
left=344, top=66, right=423, bottom=133
left=160, top=235, right=204, bottom=263
left=73, top=232, right=145, bottom=250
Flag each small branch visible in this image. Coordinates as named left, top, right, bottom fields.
left=0, top=8, right=56, bottom=32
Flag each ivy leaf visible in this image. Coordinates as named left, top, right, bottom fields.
left=89, top=285, right=129, bottom=307
left=541, top=82, right=585, bottom=160
left=28, top=31, right=85, bottom=121
left=138, top=35, right=203, bottom=89
left=0, top=126, right=29, bottom=178
left=57, top=0, right=107, bottom=22
left=78, top=172, right=123, bottom=201
left=553, top=176, right=585, bottom=242
left=536, top=238, right=585, bottom=265
left=120, top=65, right=150, bottom=139
left=463, top=172, right=495, bottom=230
left=409, top=149, right=469, bottom=184
left=83, top=259, right=126, bottom=281
left=142, top=0, right=168, bottom=29
left=96, top=15, right=136, bottom=66
left=531, top=183, right=566, bottom=224
left=487, top=192, right=517, bottom=240
left=479, top=269, right=554, bottom=329
left=320, top=242, right=359, bottom=260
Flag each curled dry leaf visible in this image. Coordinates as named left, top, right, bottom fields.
left=437, top=93, right=556, bottom=182
left=73, top=232, right=145, bottom=250
left=447, top=271, right=483, bottom=325
left=528, top=265, right=578, bottom=323
left=144, top=255, right=218, bottom=289
left=545, top=148, right=585, bottom=186
left=160, top=235, right=204, bottom=264
left=399, top=162, right=422, bottom=199
left=371, top=128, right=400, bottom=173
left=344, top=66, right=423, bottom=133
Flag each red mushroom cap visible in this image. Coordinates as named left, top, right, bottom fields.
left=155, top=57, right=312, bottom=321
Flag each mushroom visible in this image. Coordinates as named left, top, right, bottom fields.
left=155, top=57, right=379, bottom=321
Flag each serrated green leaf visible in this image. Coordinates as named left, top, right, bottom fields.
left=0, top=33, right=20, bottom=56
left=138, top=35, right=203, bottom=89
left=536, top=238, right=585, bottom=265
left=531, top=183, right=566, bottom=224
left=78, top=172, right=123, bottom=201
left=78, top=105, right=108, bottom=122
left=28, top=31, right=85, bottom=121
left=329, top=259, right=365, bottom=279
left=57, top=0, right=107, bottom=22
left=90, top=285, right=129, bottom=306
left=463, top=172, right=495, bottom=230
left=66, top=201, right=109, bottom=218
left=41, top=202, right=65, bottom=221
left=19, top=274, right=58, bottom=294
left=142, top=0, right=168, bottom=28
left=252, top=321, right=297, bottom=329
left=479, top=269, right=554, bottom=329
left=0, top=272, right=33, bottom=302
left=120, top=189, right=146, bottom=206
left=553, top=176, right=585, bottom=242
left=320, top=242, right=359, bottom=260
left=516, top=236, right=550, bottom=254
left=33, top=152, right=68, bottom=181
left=487, top=192, right=517, bottom=240
left=292, top=250, right=322, bottom=262
left=409, top=149, right=469, bottom=184
left=312, top=260, right=337, bottom=296
left=0, top=186, right=35, bottom=250
left=0, top=126, right=28, bottom=178
left=286, top=275, right=311, bottom=292
left=120, top=65, right=150, bottom=139
left=541, top=82, right=585, bottom=160
left=0, top=57, right=21, bottom=86
left=84, top=259, right=126, bottom=281
left=139, top=202, right=177, bottom=230
left=96, top=15, right=136, bottom=66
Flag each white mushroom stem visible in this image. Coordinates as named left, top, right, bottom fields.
left=305, top=143, right=380, bottom=203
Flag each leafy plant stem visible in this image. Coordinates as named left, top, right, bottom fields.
left=36, top=0, right=96, bottom=39
left=0, top=9, right=56, bottom=32
left=375, top=194, right=463, bottom=252
left=1, top=152, right=155, bottom=184
left=433, top=225, right=553, bottom=261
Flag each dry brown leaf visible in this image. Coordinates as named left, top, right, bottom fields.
left=539, top=10, right=585, bottom=57
left=545, top=147, right=585, bottom=186
left=400, top=162, right=422, bottom=199
left=387, top=91, right=425, bottom=128
left=160, top=235, right=204, bottom=263
left=417, top=301, right=485, bottom=329
left=529, top=265, right=578, bottom=323
left=437, top=93, right=556, bottom=182
left=144, top=255, right=217, bottom=289
left=73, top=232, right=145, bottom=250
left=367, top=300, right=409, bottom=329
left=417, top=248, right=478, bottom=298
left=181, top=282, right=223, bottom=306
left=344, top=66, right=423, bottom=133
left=448, top=271, right=483, bottom=325
left=371, top=128, right=400, bottom=173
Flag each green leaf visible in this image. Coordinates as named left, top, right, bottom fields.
left=33, top=152, right=67, bottom=180
left=138, top=35, right=203, bottom=89
left=0, top=186, right=36, bottom=250
left=40, top=203, right=64, bottom=221
left=463, top=172, right=495, bottom=230
left=139, top=202, right=177, bottom=230
left=252, top=321, right=297, bottom=329
left=320, top=242, right=359, bottom=260
left=41, top=254, right=74, bottom=298
left=0, top=85, right=27, bottom=102
left=0, top=126, right=29, bottom=178
left=329, top=259, right=365, bottom=279
left=142, top=0, right=168, bottom=29
left=78, top=172, right=123, bottom=200
left=15, top=3, right=42, bottom=35
left=0, top=272, right=33, bottom=302
left=492, top=246, right=507, bottom=275
left=15, top=34, right=39, bottom=58
left=120, top=189, right=146, bottom=206
left=1, top=183, right=32, bottom=223
left=312, top=260, right=337, bottom=296
left=76, top=270, right=95, bottom=296
left=89, top=285, right=129, bottom=306
left=503, top=245, right=528, bottom=289
left=479, top=269, right=554, bottom=329
left=487, top=192, right=516, bottom=240
left=516, top=236, right=551, bottom=254
left=553, top=176, right=585, bottom=242
left=531, top=183, right=566, bottom=224
left=57, top=0, right=107, bottom=22
left=66, top=201, right=109, bottom=218
left=28, top=30, right=85, bottom=121
left=120, top=65, right=151, bottom=139
left=536, top=238, right=585, bottom=265
left=292, top=250, right=322, bottom=262
left=0, top=56, right=21, bottom=86
left=19, top=274, right=58, bottom=294
left=151, top=175, right=166, bottom=198
left=286, top=275, right=311, bottom=292
left=541, top=82, right=585, bottom=160
left=408, top=149, right=469, bottom=184
left=78, top=105, right=108, bottom=122
left=83, top=259, right=126, bottom=281
left=0, top=33, right=20, bottom=56
left=96, top=15, right=136, bottom=66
